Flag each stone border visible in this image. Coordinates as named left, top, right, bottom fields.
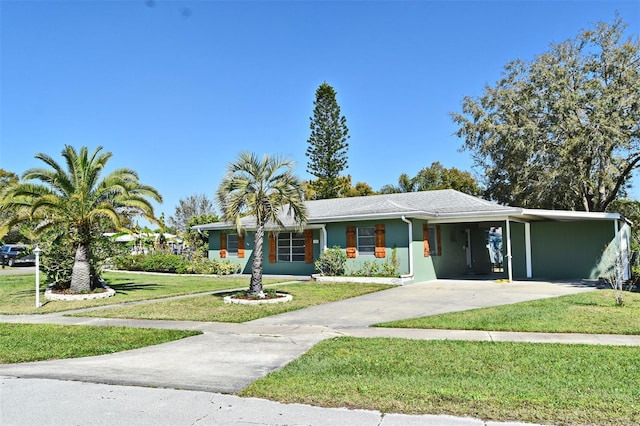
left=312, top=274, right=411, bottom=285
left=223, top=293, right=293, bottom=305
left=44, top=286, right=116, bottom=301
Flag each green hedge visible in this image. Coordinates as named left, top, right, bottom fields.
left=111, top=253, right=240, bottom=275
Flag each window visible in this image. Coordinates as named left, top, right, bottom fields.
left=357, top=227, right=375, bottom=256
left=277, top=232, right=306, bottom=262
left=227, top=234, right=239, bottom=257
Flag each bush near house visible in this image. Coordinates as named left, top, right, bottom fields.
left=315, top=246, right=400, bottom=278
left=111, top=253, right=240, bottom=275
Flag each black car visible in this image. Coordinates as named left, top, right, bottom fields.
left=0, top=244, right=35, bottom=267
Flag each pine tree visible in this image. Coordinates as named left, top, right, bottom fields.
left=306, top=82, right=350, bottom=199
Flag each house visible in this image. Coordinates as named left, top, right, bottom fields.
left=193, top=189, right=631, bottom=282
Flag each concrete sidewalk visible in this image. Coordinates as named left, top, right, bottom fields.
left=1, top=376, right=539, bottom=426
left=1, top=279, right=636, bottom=425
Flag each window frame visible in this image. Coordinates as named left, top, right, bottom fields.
left=276, top=232, right=306, bottom=263
left=226, top=233, right=239, bottom=257
left=357, top=226, right=376, bottom=256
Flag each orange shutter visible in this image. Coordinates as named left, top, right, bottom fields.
left=269, top=232, right=277, bottom=263
left=375, top=224, right=386, bottom=258
left=220, top=232, right=227, bottom=258
left=304, top=230, right=313, bottom=263
left=346, top=226, right=356, bottom=258
left=423, top=224, right=430, bottom=257
left=436, top=225, right=442, bottom=255
left=238, top=234, right=245, bottom=258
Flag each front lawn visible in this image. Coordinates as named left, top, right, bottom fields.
left=0, top=323, right=200, bottom=363
left=74, top=282, right=393, bottom=322
left=241, top=337, right=640, bottom=425
left=0, top=272, right=287, bottom=314
left=376, top=290, right=640, bottom=334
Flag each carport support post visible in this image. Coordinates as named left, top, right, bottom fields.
left=34, top=246, right=41, bottom=308
left=505, top=219, right=513, bottom=283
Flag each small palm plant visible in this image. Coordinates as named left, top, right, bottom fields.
left=0, top=145, right=162, bottom=293
left=216, top=152, right=307, bottom=297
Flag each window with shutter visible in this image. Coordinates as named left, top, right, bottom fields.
left=305, top=230, right=313, bottom=263
left=423, top=224, right=430, bottom=257
left=238, top=234, right=245, bottom=258
left=374, top=224, right=386, bottom=258
left=269, top=232, right=276, bottom=263
left=220, top=232, right=227, bottom=258
left=346, top=226, right=357, bottom=258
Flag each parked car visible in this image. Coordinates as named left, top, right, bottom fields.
left=0, top=244, right=35, bottom=267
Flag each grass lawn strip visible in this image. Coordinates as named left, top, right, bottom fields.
left=72, top=282, right=393, bottom=322
left=0, top=272, right=287, bottom=315
left=241, top=337, right=640, bottom=426
left=376, top=290, right=640, bottom=335
left=0, top=323, right=200, bottom=363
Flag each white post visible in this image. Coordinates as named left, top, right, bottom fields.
left=505, top=219, right=513, bottom=283
left=525, top=222, right=532, bottom=278
left=34, top=246, right=41, bottom=308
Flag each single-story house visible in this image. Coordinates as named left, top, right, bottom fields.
left=193, top=189, right=631, bottom=283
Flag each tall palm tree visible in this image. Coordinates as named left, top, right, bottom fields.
left=0, top=145, right=162, bottom=293
left=216, top=152, right=307, bottom=297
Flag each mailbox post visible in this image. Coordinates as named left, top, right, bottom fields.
left=34, top=246, right=41, bottom=308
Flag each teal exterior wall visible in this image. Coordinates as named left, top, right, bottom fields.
left=411, top=220, right=436, bottom=282
left=508, top=222, right=527, bottom=279
left=529, top=220, right=615, bottom=279
left=324, top=220, right=411, bottom=276
left=431, top=224, right=467, bottom=277
left=207, top=229, right=320, bottom=275
left=205, top=217, right=620, bottom=281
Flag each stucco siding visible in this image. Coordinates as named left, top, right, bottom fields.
left=530, top=220, right=614, bottom=279
left=325, top=220, right=411, bottom=276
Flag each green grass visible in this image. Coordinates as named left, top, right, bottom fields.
left=375, top=290, right=640, bottom=334
left=0, top=271, right=285, bottom=314
left=241, top=337, right=640, bottom=425
left=74, top=282, right=393, bottom=322
left=0, top=323, right=201, bottom=363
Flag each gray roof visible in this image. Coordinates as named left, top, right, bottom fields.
left=305, top=189, right=517, bottom=221
left=194, top=190, right=527, bottom=231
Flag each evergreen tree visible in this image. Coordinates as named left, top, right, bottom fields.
left=306, top=82, right=350, bottom=199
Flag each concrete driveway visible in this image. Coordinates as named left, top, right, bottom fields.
left=249, top=279, right=599, bottom=328
left=0, top=279, right=601, bottom=394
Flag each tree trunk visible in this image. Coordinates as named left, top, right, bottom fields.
left=70, top=244, right=92, bottom=293
left=249, top=225, right=264, bottom=297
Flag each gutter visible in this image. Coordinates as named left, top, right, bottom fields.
left=320, top=225, right=328, bottom=252
left=400, top=215, right=414, bottom=279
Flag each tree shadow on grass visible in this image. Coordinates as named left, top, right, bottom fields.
left=106, top=281, right=163, bottom=295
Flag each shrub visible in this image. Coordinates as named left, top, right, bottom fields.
left=141, top=253, right=186, bottom=273
left=349, top=248, right=399, bottom=278
left=315, top=246, right=347, bottom=276
left=38, top=230, right=128, bottom=289
left=111, top=252, right=240, bottom=275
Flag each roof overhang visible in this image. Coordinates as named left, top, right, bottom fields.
left=192, top=208, right=625, bottom=232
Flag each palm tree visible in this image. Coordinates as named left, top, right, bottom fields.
left=216, top=152, right=307, bottom=297
left=0, top=145, right=162, bottom=293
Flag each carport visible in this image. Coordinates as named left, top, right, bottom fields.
left=429, top=210, right=630, bottom=282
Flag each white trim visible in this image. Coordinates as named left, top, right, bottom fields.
left=525, top=222, right=532, bottom=278
left=400, top=216, right=414, bottom=279
left=321, top=225, right=327, bottom=252
left=520, top=209, right=620, bottom=221
left=505, top=219, right=513, bottom=283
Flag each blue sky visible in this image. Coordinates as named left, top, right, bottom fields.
left=1, top=0, right=639, bottom=226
